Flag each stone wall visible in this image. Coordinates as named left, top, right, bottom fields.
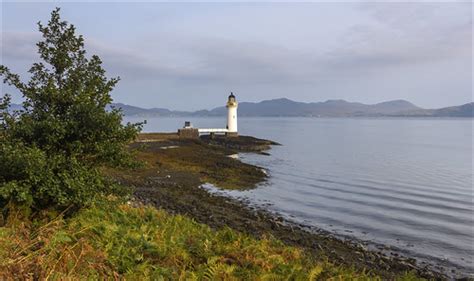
left=225, top=132, right=239, bottom=137
left=178, top=128, right=199, bottom=139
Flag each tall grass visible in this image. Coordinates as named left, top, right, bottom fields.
left=0, top=201, right=423, bottom=280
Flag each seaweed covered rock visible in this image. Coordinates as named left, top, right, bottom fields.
left=200, top=135, right=279, bottom=152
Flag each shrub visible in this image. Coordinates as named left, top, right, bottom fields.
left=0, top=8, right=141, bottom=210
left=0, top=142, right=126, bottom=209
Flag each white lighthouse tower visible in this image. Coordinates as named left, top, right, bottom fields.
left=179, top=92, right=239, bottom=138
left=226, top=92, right=238, bottom=136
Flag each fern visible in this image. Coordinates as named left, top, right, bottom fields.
left=308, top=265, right=324, bottom=281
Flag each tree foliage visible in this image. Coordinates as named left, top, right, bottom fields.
left=0, top=8, right=141, bottom=210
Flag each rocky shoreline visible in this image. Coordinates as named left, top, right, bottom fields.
left=108, top=133, right=451, bottom=280
left=200, top=134, right=280, bottom=152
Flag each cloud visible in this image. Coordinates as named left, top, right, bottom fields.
left=3, top=1, right=470, bottom=85
left=350, top=3, right=472, bottom=61
left=323, top=2, right=472, bottom=73
left=90, top=35, right=319, bottom=85
left=1, top=32, right=39, bottom=62
left=0, top=31, right=204, bottom=86
left=1, top=2, right=472, bottom=109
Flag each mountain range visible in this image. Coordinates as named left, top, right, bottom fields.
left=8, top=99, right=473, bottom=117
left=108, top=99, right=473, bottom=118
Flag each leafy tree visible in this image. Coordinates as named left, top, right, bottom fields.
left=0, top=8, right=141, bottom=210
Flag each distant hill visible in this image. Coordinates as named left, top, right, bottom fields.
left=107, top=103, right=177, bottom=117
left=203, top=98, right=422, bottom=117
left=108, top=98, right=472, bottom=117
left=399, top=102, right=474, bottom=117
left=8, top=99, right=473, bottom=117
left=431, top=103, right=473, bottom=117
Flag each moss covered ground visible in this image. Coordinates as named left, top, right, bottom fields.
left=109, top=134, right=267, bottom=190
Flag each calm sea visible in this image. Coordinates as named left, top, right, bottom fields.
left=125, top=116, right=473, bottom=274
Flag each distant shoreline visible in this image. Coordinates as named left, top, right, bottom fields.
left=11, top=99, right=473, bottom=118
left=124, top=115, right=474, bottom=117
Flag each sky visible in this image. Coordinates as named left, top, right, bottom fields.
left=1, top=1, right=472, bottom=111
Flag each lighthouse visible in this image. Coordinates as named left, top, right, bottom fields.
left=178, top=92, right=239, bottom=138
left=226, top=92, right=238, bottom=136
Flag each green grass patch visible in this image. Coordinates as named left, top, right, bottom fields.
left=0, top=201, right=423, bottom=280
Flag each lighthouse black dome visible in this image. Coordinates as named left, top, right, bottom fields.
left=229, top=92, right=235, bottom=99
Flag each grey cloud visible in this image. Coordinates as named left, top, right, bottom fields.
left=183, top=38, right=307, bottom=82
left=0, top=32, right=199, bottom=83
left=91, top=35, right=318, bottom=85
left=2, top=2, right=471, bottom=109
left=320, top=3, right=471, bottom=73
left=3, top=2, right=470, bottom=90
left=89, top=42, right=190, bottom=80
left=1, top=32, right=39, bottom=62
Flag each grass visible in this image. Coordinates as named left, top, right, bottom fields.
left=0, top=200, right=423, bottom=280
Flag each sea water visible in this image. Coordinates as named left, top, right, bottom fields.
left=126, top=116, right=473, bottom=275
